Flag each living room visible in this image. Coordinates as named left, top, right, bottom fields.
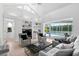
left=0, top=3, right=79, bottom=56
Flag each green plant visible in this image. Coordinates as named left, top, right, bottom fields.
left=45, top=27, right=49, bottom=32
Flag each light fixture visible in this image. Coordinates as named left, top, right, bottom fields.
left=7, top=22, right=13, bottom=27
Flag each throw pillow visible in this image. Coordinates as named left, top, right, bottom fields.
left=74, top=36, right=79, bottom=49
left=73, top=47, right=79, bottom=56
left=55, top=42, right=74, bottom=49
left=66, top=35, right=77, bottom=43
left=47, top=47, right=74, bottom=56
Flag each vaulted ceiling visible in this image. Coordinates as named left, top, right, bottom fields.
left=28, top=3, right=71, bottom=16
left=3, top=3, right=72, bottom=22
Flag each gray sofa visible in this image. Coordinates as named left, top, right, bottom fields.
left=39, top=35, right=79, bottom=56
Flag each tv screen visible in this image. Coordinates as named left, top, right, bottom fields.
left=19, top=33, right=28, bottom=40
left=22, top=29, right=32, bottom=37
left=38, top=33, right=43, bottom=37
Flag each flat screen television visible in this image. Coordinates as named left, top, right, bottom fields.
left=38, top=33, right=43, bottom=37
left=19, top=33, right=28, bottom=40
left=22, top=29, right=32, bottom=37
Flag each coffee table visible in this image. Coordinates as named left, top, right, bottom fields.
left=26, top=38, right=55, bottom=54
left=26, top=42, right=53, bottom=55
left=26, top=44, right=40, bottom=54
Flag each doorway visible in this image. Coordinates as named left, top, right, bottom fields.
left=3, top=19, right=15, bottom=39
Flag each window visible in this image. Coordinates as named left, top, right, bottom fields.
left=50, top=23, right=72, bottom=32
left=44, top=21, right=72, bottom=37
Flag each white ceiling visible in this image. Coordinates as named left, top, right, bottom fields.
left=3, top=4, right=35, bottom=20
left=3, top=3, right=72, bottom=22
left=28, top=3, right=71, bottom=17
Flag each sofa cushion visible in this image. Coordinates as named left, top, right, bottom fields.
left=74, top=36, right=79, bottom=49
left=63, top=42, right=74, bottom=49
left=54, top=48, right=74, bottom=56
left=66, top=35, right=77, bottom=43
left=55, top=42, right=74, bottom=49
left=73, top=47, right=79, bottom=56
left=47, top=48, right=59, bottom=56
left=55, top=43, right=65, bottom=49
left=47, top=47, right=73, bottom=56
left=70, top=37, right=77, bottom=42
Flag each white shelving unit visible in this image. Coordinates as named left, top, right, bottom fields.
left=31, top=20, right=42, bottom=44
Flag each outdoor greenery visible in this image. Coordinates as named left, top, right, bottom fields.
left=50, top=25, right=72, bottom=32
left=45, top=23, right=72, bottom=33
left=45, top=26, right=49, bottom=32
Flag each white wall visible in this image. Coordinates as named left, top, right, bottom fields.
left=14, top=18, right=23, bottom=41
left=0, top=4, right=22, bottom=45
left=3, top=17, right=23, bottom=42
left=44, top=4, right=79, bottom=36
left=0, top=4, right=4, bottom=45
left=3, top=18, right=15, bottom=39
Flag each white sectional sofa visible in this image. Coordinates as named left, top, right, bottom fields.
left=39, top=35, right=79, bottom=56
